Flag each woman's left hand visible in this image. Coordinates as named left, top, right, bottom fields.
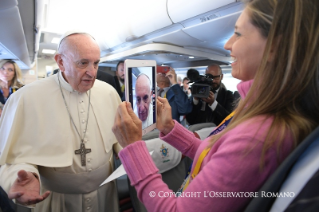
left=112, top=102, right=142, bottom=148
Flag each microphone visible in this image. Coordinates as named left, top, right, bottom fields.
left=187, top=69, right=200, bottom=82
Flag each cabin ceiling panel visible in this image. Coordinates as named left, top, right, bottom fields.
left=167, top=0, right=235, bottom=23
left=151, top=30, right=228, bottom=56
left=125, top=0, right=172, bottom=39
left=43, top=0, right=172, bottom=50
left=35, top=0, right=243, bottom=69
left=0, top=42, right=18, bottom=60
left=0, top=0, right=17, bottom=10
left=98, top=1, right=242, bottom=64
left=0, top=6, right=30, bottom=68
left=182, top=11, right=241, bottom=57
left=100, top=43, right=230, bottom=64
left=18, top=0, right=36, bottom=65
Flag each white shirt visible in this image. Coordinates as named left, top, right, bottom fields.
left=158, top=87, right=170, bottom=98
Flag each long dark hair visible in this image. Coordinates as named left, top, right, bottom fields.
left=208, top=0, right=319, bottom=167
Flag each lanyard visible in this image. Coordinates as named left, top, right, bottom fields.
left=208, top=111, right=235, bottom=137
left=181, top=111, right=236, bottom=192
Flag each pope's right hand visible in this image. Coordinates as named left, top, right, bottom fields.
left=8, top=170, right=50, bottom=206
left=156, top=97, right=175, bottom=135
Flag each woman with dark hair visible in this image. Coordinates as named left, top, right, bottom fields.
left=0, top=60, right=24, bottom=105
left=113, top=0, right=319, bottom=211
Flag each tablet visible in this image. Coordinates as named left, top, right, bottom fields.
left=124, top=59, right=157, bottom=135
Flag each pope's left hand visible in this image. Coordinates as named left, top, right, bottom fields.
left=112, top=102, right=142, bottom=148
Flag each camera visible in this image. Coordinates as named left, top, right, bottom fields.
left=187, top=69, right=214, bottom=98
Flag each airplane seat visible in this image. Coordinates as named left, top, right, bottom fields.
left=114, top=154, right=134, bottom=212
left=128, top=124, right=216, bottom=211
left=244, top=126, right=319, bottom=212
left=141, top=128, right=160, bottom=140
left=115, top=129, right=163, bottom=212
left=188, top=122, right=216, bottom=139
left=128, top=129, right=193, bottom=212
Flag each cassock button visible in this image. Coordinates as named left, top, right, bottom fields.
left=87, top=207, right=90, bottom=210
left=82, top=120, right=85, bottom=123
left=88, top=168, right=92, bottom=172
left=87, top=158, right=91, bottom=162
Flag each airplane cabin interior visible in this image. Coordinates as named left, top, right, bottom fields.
left=0, top=0, right=242, bottom=90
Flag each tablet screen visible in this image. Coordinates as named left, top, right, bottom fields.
left=125, top=62, right=156, bottom=133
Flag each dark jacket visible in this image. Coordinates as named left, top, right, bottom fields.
left=186, top=87, right=234, bottom=126
left=166, top=84, right=193, bottom=123
left=0, top=87, right=21, bottom=105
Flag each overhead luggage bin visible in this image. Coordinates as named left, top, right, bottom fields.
left=167, top=0, right=236, bottom=23
left=100, top=1, right=243, bottom=64
left=181, top=3, right=243, bottom=56
left=0, top=2, right=30, bottom=68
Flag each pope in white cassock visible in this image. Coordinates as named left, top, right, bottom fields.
left=0, top=32, right=122, bottom=211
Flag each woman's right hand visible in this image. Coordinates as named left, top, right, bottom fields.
left=156, top=97, right=175, bottom=135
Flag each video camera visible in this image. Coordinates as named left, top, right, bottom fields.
left=187, top=69, right=214, bottom=98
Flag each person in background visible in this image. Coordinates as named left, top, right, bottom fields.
left=112, top=0, right=319, bottom=211
left=157, top=68, right=192, bottom=123
left=0, top=31, right=122, bottom=212
left=177, top=75, right=182, bottom=86
left=186, top=64, right=234, bottom=126
left=0, top=60, right=24, bottom=105
left=113, top=60, right=125, bottom=99
left=181, top=77, right=191, bottom=98
left=180, top=76, right=192, bottom=125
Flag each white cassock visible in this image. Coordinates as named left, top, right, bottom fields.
left=133, top=102, right=153, bottom=129
left=141, top=104, right=153, bottom=130
left=0, top=72, right=122, bottom=212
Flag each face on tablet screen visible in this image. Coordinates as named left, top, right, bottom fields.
left=128, top=67, right=156, bottom=130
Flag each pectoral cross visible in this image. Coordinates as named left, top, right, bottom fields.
left=75, top=143, right=91, bottom=166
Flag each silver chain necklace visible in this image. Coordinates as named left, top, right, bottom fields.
left=58, top=75, right=91, bottom=166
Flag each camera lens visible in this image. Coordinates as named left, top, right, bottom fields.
left=198, top=86, right=207, bottom=94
